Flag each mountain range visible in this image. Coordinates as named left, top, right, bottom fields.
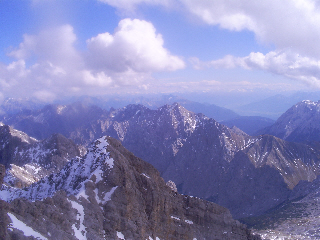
left=235, top=91, right=320, bottom=119
left=2, top=101, right=320, bottom=220
left=2, top=97, right=320, bottom=239
left=0, top=136, right=260, bottom=240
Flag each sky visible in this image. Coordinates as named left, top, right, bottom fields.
left=1, top=0, right=320, bottom=105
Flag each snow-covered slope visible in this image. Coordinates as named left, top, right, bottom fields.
left=0, top=136, right=113, bottom=202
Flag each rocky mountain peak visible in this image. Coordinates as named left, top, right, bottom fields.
left=261, top=100, right=320, bottom=142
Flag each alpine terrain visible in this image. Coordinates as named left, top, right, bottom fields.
left=3, top=102, right=320, bottom=220
left=0, top=136, right=261, bottom=240
left=0, top=124, right=81, bottom=188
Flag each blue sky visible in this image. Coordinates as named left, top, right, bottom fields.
left=0, top=0, right=319, bottom=104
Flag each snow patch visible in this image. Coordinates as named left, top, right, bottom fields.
left=117, top=231, right=125, bottom=239
left=94, top=186, right=118, bottom=205
left=141, top=173, right=150, bottom=179
left=171, top=216, right=180, bottom=221
left=69, top=199, right=87, bottom=240
left=8, top=212, right=48, bottom=240
left=185, top=219, right=193, bottom=224
left=91, top=166, right=104, bottom=183
left=104, top=186, right=117, bottom=202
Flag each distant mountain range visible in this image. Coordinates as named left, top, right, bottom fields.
left=3, top=102, right=320, bottom=220
left=220, top=116, right=275, bottom=136
left=235, top=91, right=320, bottom=119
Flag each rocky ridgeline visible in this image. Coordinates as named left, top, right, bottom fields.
left=0, top=137, right=260, bottom=240
left=0, top=125, right=80, bottom=188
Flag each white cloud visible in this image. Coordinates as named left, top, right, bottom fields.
left=179, top=0, right=320, bottom=58
left=0, top=19, right=184, bottom=101
left=9, top=25, right=81, bottom=69
left=97, top=0, right=320, bottom=88
left=137, top=79, right=300, bottom=94
left=86, top=18, right=185, bottom=73
left=98, top=0, right=174, bottom=13
left=192, top=50, right=320, bottom=88
left=103, top=0, right=320, bottom=59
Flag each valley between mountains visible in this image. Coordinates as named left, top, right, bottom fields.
left=1, top=99, right=320, bottom=239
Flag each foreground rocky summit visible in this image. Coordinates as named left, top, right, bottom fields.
left=0, top=136, right=260, bottom=240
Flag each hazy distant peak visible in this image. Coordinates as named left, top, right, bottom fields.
left=261, top=99, right=320, bottom=143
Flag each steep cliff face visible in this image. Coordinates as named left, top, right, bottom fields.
left=0, top=137, right=260, bottom=240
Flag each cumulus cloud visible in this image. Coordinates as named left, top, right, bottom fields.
left=103, top=0, right=320, bottom=59
left=180, top=0, right=320, bottom=59
left=86, top=18, right=185, bottom=73
left=191, top=50, right=320, bottom=88
left=97, top=0, right=320, bottom=88
left=0, top=19, right=184, bottom=101
left=9, top=25, right=81, bottom=68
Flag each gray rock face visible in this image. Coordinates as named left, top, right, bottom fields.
left=0, top=164, right=5, bottom=186
left=261, top=100, right=320, bottom=143
left=0, top=136, right=260, bottom=240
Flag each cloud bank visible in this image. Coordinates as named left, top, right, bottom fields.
left=0, top=18, right=184, bottom=101
left=191, top=51, right=320, bottom=88
left=102, top=0, right=320, bottom=87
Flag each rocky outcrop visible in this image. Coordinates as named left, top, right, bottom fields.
left=0, top=136, right=260, bottom=240
left=0, top=164, right=5, bottom=186
left=0, top=125, right=81, bottom=188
